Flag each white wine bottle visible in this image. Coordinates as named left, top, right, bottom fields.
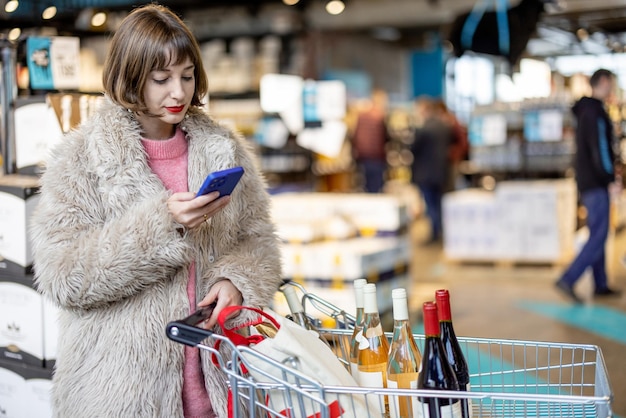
left=349, top=279, right=367, bottom=381
left=386, top=288, right=422, bottom=418
left=282, top=284, right=332, bottom=348
left=357, top=283, right=390, bottom=417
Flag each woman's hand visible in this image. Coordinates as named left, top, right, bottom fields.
left=198, top=279, right=243, bottom=329
left=167, top=191, right=231, bottom=229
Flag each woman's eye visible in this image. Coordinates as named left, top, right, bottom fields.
left=182, top=76, right=194, bottom=82
left=154, top=78, right=168, bottom=85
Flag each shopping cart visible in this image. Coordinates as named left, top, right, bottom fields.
left=166, top=282, right=614, bottom=418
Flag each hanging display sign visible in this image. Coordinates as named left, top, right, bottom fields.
left=260, top=74, right=347, bottom=158
left=26, top=36, right=80, bottom=90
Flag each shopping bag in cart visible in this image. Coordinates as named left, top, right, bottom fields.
left=217, top=306, right=381, bottom=418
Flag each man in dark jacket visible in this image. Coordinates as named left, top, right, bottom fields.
left=555, top=69, right=621, bottom=303
left=411, top=97, right=453, bottom=244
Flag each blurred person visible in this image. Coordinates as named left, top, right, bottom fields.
left=351, top=88, right=391, bottom=193
left=434, top=99, right=469, bottom=192
left=29, top=5, right=281, bottom=417
left=411, top=97, right=454, bottom=244
left=555, top=68, right=622, bottom=303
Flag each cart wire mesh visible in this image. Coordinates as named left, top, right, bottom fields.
left=166, top=282, right=614, bottom=418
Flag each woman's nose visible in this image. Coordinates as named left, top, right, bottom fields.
left=170, top=79, right=184, bottom=99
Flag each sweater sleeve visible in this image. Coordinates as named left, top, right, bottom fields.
left=30, top=137, right=193, bottom=311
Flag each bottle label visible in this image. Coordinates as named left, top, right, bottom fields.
left=358, top=369, right=384, bottom=388
left=387, top=377, right=417, bottom=418
left=415, top=400, right=462, bottom=418
left=466, top=383, right=473, bottom=417
left=356, top=329, right=370, bottom=350
left=349, top=361, right=360, bottom=384
left=358, top=368, right=386, bottom=416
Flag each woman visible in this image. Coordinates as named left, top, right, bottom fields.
left=30, top=4, right=281, bottom=417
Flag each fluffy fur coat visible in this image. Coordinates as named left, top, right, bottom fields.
left=30, top=99, right=282, bottom=417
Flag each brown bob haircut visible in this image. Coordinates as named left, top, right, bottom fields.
left=102, top=4, right=208, bottom=114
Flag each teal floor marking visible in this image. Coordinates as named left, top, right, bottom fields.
left=517, top=300, right=626, bottom=345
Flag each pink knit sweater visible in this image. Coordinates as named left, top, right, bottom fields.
left=142, top=127, right=215, bottom=418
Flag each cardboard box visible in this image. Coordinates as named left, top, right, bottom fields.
left=0, top=359, right=52, bottom=418
left=443, top=190, right=499, bottom=260
left=0, top=275, right=58, bottom=368
left=443, top=180, right=577, bottom=262
left=271, top=193, right=409, bottom=241
left=0, top=175, right=40, bottom=276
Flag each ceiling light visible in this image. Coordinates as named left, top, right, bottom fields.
left=325, top=0, right=345, bottom=15
left=282, top=0, right=300, bottom=5
left=5, top=0, right=18, bottom=13
left=8, top=27, right=20, bottom=41
left=91, top=11, right=107, bottom=27
left=42, top=6, right=57, bottom=20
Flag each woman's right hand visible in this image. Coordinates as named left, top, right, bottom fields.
left=167, top=191, right=231, bottom=229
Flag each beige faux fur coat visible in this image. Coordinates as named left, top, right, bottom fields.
left=30, top=98, right=282, bottom=418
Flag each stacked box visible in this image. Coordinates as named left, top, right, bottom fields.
left=277, top=235, right=410, bottom=316
left=0, top=274, right=59, bottom=369
left=0, top=359, right=52, bottom=418
left=0, top=175, right=40, bottom=275
left=495, top=179, right=576, bottom=261
left=0, top=175, right=57, bottom=417
left=443, top=179, right=577, bottom=262
left=271, top=193, right=412, bottom=318
left=281, top=236, right=410, bottom=282
left=442, top=190, right=499, bottom=260
left=271, top=192, right=409, bottom=242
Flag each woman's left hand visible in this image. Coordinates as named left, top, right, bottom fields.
left=198, top=279, right=243, bottom=329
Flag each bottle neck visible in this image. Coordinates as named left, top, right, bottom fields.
left=284, top=286, right=304, bottom=315
left=355, top=281, right=365, bottom=309
left=363, top=287, right=378, bottom=314
left=392, top=295, right=409, bottom=321
left=392, top=318, right=412, bottom=340
left=435, top=290, right=452, bottom=321
left=355, top=307, right=364, bottom=326
left=423, top=303, right=440, bottom=337
left=362, top=306, right=383, bottom=335
left=290, top=311, right=310, bottom=329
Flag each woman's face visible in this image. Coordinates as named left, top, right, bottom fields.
left=136, top=55, right=196, bottom=140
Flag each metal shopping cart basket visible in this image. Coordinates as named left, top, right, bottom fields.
left=166, top=282, right=614, bottom=418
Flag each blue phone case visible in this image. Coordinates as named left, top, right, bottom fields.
left=196, top=166, right=244, bottom=197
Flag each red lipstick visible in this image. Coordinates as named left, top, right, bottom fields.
left=166, top=106, right=184, bottom=113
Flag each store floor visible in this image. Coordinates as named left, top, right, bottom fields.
left=407, top=218, right=626, bottom=416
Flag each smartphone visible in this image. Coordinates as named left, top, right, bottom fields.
left=165, top=301, right=217, bottom=347
left=196, top=166, right=244, bottom=197
left=181, top=301, right=217, bottom=327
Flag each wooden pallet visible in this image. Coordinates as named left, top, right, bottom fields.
left=443, top=257, right=570, bottom=269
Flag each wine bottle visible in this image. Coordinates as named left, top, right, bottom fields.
left=357, top=283, right=390, bottom=417
left=436, top=289, right=471, bottom=418
left=416, top=301, right=461, bottom=418
left=386, top=288, right=422, bottom=418
left=282, top=285, right=332, bottom=348
left=349, top=279, right=367, bottom=381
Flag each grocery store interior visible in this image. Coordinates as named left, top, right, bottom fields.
left=1, top=0, right=625, bottom=416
